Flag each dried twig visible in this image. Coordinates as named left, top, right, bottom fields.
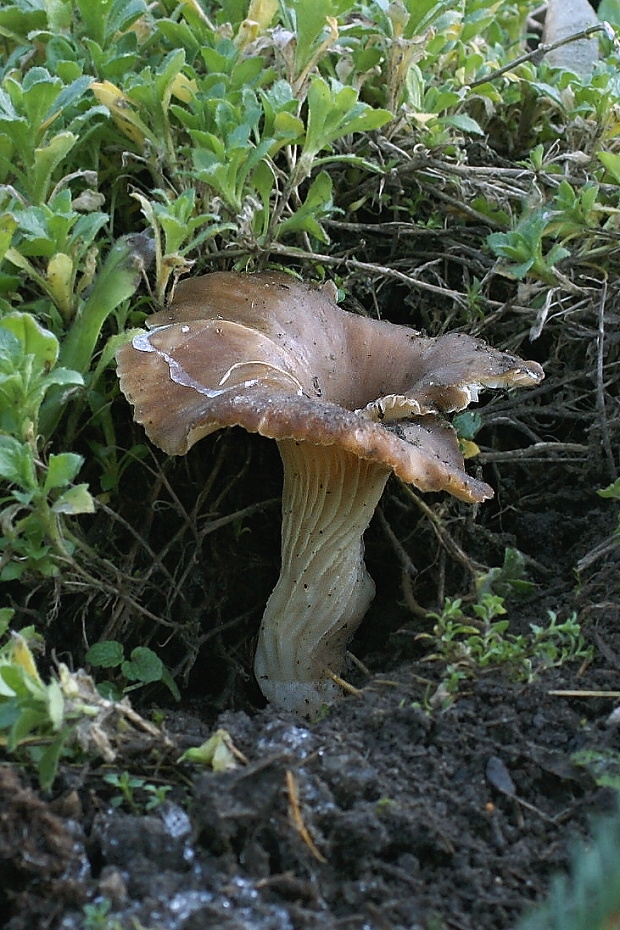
left=376, top=508, right=427, bottom=617
left=476, top=442, right=588, bottom=463
left=549, top=690, right=620, bottom=698
left=399, top=484, right=485, bottom=577
left=285, top=770, right=326, bottom=864
left=467, top=22, right=618, bottom=88
left=595, top=278, right=617, bottom=480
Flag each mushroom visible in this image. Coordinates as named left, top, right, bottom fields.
left=116, top=271, right=543, bottom=717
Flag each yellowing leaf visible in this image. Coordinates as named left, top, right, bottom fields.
left=410, top=112, right=440, bottom=126
left=601, top=104, right=620, bottom=141
left=10, top=632, right=43, bottom=686
left=459, top=439, right=481, bottom=459
left=234, top=19, right=260, bottom=49
left=178, top=728, right=247, bottom=771
left=47, top=252, right=74, bottom=320
left=170, top=73, right=198, bottom=104
left=246, top=0, right=277, bottom=29
left=91, top=79, right=130, bottom=111
left=0, top=214, right=17, bottom=264
left=46, top=678, right=65, bottom=731
left=235, top=0, right=277, bottom=48
left=91, top=81, right=152, bottom=148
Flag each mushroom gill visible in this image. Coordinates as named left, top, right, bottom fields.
left=116, top=271, right=544, bottom=717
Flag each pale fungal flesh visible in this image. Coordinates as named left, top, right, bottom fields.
left=116, top=271, right=544, bottom=717
left=254, top=440, right=391, bottom=713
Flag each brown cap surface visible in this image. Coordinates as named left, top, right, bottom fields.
left=117, top=271, right=544, bottom=503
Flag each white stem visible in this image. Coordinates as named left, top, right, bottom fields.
left=253, top=439, right=390, bottom=717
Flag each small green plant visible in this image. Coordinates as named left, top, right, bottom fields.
left=178, top=727, right=246, bottom=772
left=421, top=592, right=523, bottom=675
left=528, top=611, right=593, bottom=670
left=571, top=748, right=620, bottom=791
left=0, top=617, right=82, bottom=788
left=85, top=639, right=181, bottom=701
left=0, top=618, right=170, bottom=788
left=598, top=477, right=620, bottom=532
left=475, top=547, right=535, bottom=600
left=487, top=209, right=570, bottom=285
left=82, top=898, right=123, bottom=930
left=0, top=67, right=97, bottom=206
left=517, top=798, right=620, bottom=930
left=102, top=770, right=172, bottom=813
left=0, top=312, right=93, bottom=579
left=421, top=574, right=592, bottom=700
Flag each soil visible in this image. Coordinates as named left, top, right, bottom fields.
left=2, top=476, right=620, bottom=930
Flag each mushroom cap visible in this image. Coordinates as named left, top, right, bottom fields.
left=116, top=271, right=544, bottom=504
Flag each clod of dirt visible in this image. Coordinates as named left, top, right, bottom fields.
left=0, top=767, right=88, bottom=929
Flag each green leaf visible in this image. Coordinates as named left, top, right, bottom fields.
left=31, top=131, right=78, bottom=204
left=37, top=731, right=70, bottom=790
left=0, top=327, right=22, bottom=371
left=303, top=78, right=391, bottom=165
left=58, top=232, right=155, bottom=375
left=0, top=562, right=27, bottom=582
left=0, top=667, right=21, bottom=699
left=96, top=680, right=122, bottom=701
left=487, top=231, right=523, bottom=261
left=0, top=436, right=36, bottom=490
left=107, top=0, right=148, bottom=37
left=38, top=367, right=84, bottom=393
left=155, top=47, right=186, bottom=104
left=49, top=74, right=95, bottom=115
left=477, top=548, right=534, bottom=599
left=85, top=640, right=124, bottom=669
left=571, top=749, right=620, bottom=790
left=51, top=484, right=94, bottom=515
left=121, top=646, right=163, bottom=684
left=289, top=0, right=351, bottom=76
left=598, top=0, right=620, bottom=26
left=272, top=109, right=305, bottom=145
left=277, top=170, right=334, bottom=242
left=403, top=0, right=455, bottom=37
left=16, top=67, right=63, bottom=133
left=545, top=243, right=570, bottom=265
left=0, top=700, right=20, bottom=730
left=452, top=410, right=482, bottom=441
left=160, top=666, right=181, bottom=702
left=599, top=478, right=620, bottom=501
left=46, top=678, right=65, bottom=731
left=0, top=609, right=14, bottom=639
left=44, top=452, right=84, bottom=493
left=8, top=705, right=50, bottom=750
left=0, top=312, right=59, bottom=371
left=597, top=151, right=620, bottom=185
left=0, top=2, right=46, bottom=37
left=440, top=114, right=484, bottom=135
